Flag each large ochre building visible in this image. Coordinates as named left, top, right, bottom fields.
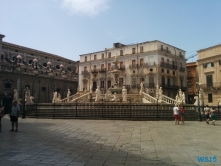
left=197, top=44, right=221, bottom=105
left=79, top=40, right=187, bottom=98
left=0, top=34, right=78, bottom=113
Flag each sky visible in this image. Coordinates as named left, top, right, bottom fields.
left=1, top=0, right=221, bottom=62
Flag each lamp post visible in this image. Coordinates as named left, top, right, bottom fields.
left=22, top=88, right=26, bottom=119
left=196, top=82, right=202, bottom=122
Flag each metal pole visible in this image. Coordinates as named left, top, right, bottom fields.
left=197, top=87, right=202, bottom=122
left=157, top=99, right=159, bottom=118
left=22, top=90, right=26, bottom=119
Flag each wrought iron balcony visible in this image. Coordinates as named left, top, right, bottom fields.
left=91, top=69, right=99, bottom=73
left=82, top=70, right=89, bottom=74
left=161, top=84, right=179, bottom=90
left=129, top=64, right=138, bottom=69
left=99, top=68, right=106, bottom=73
left=179, top=67, right=185, bottom=72
left=119, top=66, right=125, bottom=70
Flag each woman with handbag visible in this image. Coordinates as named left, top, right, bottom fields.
left=0, top=104, right=5, bottom=132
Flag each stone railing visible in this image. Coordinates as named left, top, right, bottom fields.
left=161, top=95, right=176, bottom=104
left=61, top=93, right=81, bottom=103
left=70, top=92, right=91, bottom=103
left=142, top=92, right=157, bottom=103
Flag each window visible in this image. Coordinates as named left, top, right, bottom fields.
left=208, top=94, right=213, bottom=103
left=5, top=83, right=11, bottom=89
left=94, top=55, right=97, bottom=60
left=132, top=78, right=137, bottom=85
left=161, top=45, right=163, bottom=51
left=161, top=57, right=164, bottom=63
left=140, top=77, right=144, bottom=83
left=149, top=76, right=154, bottom=83
left=108, top=63, right=111, bottom=71
left=102, top=54, right=104, bottom=59
left=101, top=64, right=104, bottom=70
left=173, top=78, right=176, bottom=86
left=100, top=81, right=104, bottom=88
left=56, top=65, right=60, bottom=69
left=42, top=87, right=46, bottom=91
left=140, top=46, right=143, bottom=53
left=108, top=52, right=111, bottom=58
left=179, top=52, right=182, bottom=56
left=162, top=77, right=165, bottom=86
left=167, top=70, right=170, bottom=74
left=120, top=50, right=123, bottom=56
left=180, top=78, right=183, bottom=87
left=120, top=62, right=124, bottom=69
left=119, top=78, right=123, bottom=87
left=85, top=56, right=87, bottom=62
left=167, top=59, right=169, bottom=64
left=29, top=60, right=33, bottom=64
left=132, top=60, right=136, bottom=68
left=43, top=62, right=47, bottom=67
left=94, top=65, right=96, bottom=70
left=206, top=75, right=213, bottom=88
left=161, top=69, right=164, bottom=73
left=140, top=59, right=144, bottom=67
left=173, top=71, right=175, bottom=75
left=108, top=81, right=111, bottom=88
left=166, top=47, right=168, bottom=53
left=205, top=62, right=214, bottom=68
left=180, top=63, right=182, bottom=67
left=168, top=78, right=170, bottom=86
left=132, top=48, right=136, bottom=54
left=84, top=67, right=87, bottom=72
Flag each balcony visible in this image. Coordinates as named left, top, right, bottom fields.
left=119, top=66, right=125, bottom=70
left=161, top=84, right=179, bottom=90
left=146, top=83, right=155, bottom=88
left=179, top=67, right=185, bottom=72
left=99, top=68, right=106, bottom=73
left=129, top=64, right=138, bottom=69
left=91, top=69, right=99, bottom=73
left=160, top=48, right=171, bottom=54
left=82, top=70, right=89, bottom=75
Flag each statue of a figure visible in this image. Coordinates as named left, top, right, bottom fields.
left=122, top=86, right=127, bottom=102
left=52, top=92, right=58, bottom=103
left=104, top=93, right=110, bottom=101
left=13, top=89, right=18, bottom=102
left=175, top=95, right=178, bottom=102
left=111, top=92, right=119, bottom=102
left=25, top=87, right=33, bottom=104
left=139, top=82, right=144, bottom=95
left=193, top=96, right=198, bottom=106
left=155, top=84, right=159, bottom=98
left=158, top=87, right=163, bottom=102
left=57, top=93, right=61, bottom=102
left=90, top=84, right=93, bottom=93
left=95, top=86, right=101, bottom=102
left=182, top=92, right=185, bottom=104
left=178, top=89, right=182, bottom=98
left=67, top=89, right=71, bottom=101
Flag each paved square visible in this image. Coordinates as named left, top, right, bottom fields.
left=0, top=116, right=220, bottom=166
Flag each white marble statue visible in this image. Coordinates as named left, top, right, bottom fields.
left=25, top=87, right=34, bottom=104
left=67, top=89, right=71, bottom=101
left=182, top=92, right=186, bottom=104
left=90, top=83, right=93, bottom=93
left=155, top=84, right=159, bottom=98
left=13, top=89, right=21, bottom=104
left=122, top=86, right=127, bottom=102
left=95, top=86, right=101, bottom=102
left=218, top=99, right=221, bottom=105
left=158, top=87, right=163, bottom=102
left=139, top=82, right=144, bottom=95
left=52, top=92, right=58, bottom=103
left=111, top=92, right=119, bottom=102
left=57, top=93, right=61, bottom=102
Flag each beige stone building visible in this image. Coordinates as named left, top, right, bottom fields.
left=0, top=34, right=78, bottom=113
left=197, top=44, right=221, bottom=105
left=79, top=40, right=186, bottom=98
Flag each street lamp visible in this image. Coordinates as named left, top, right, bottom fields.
left=196, top=82, right=202, bottom=122
left=22, top=88, right=26, bottom=119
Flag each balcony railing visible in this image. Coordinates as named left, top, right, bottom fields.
left=99, top=68, right=106, bottom=72
left=160, top=48, right=171, bottom=54
left=119, top=66, right=125, bottom=70
left=129, top=64, right=138, bottom=69
left=91, top=69, right=99, bottom=73
left=161, top=84, right=179, bottom=90
left=146, top=83, right=155, bottom=88
left=179, top=67, right=185, bottom=72
left=160, top=62, right=177, bottom=70
left=82, top=70, right=89, bottom=74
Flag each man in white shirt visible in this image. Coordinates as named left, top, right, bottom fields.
left=173, top=104, right=179, bottom=125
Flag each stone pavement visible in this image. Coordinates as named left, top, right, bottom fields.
left=0, top=116, right=220, bottom=166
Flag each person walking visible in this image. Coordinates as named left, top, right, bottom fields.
left=203, top=105, right=210, bottom=124
left=10, top=101, right=20, bottom=132
left=0, top=104, right=5, bottom=132
left=210, top=107, right=217, bottom=125
left=179, top=105, right=185, bottom=124
left=173, top=104, right=179, bottom=125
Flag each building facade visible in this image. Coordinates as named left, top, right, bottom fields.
left=0, top=34, right=78, bottom=113
left=186, top=62, right=197, bottom=104
left=197, top=44, right=221, bottom=105
left=79, top=40, right=186, bottom=98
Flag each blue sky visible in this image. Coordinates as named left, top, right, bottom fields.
left=1, top=0, right=221, bottom=62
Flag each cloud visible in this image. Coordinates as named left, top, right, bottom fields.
left=61, top=0, right=110, bottom=16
